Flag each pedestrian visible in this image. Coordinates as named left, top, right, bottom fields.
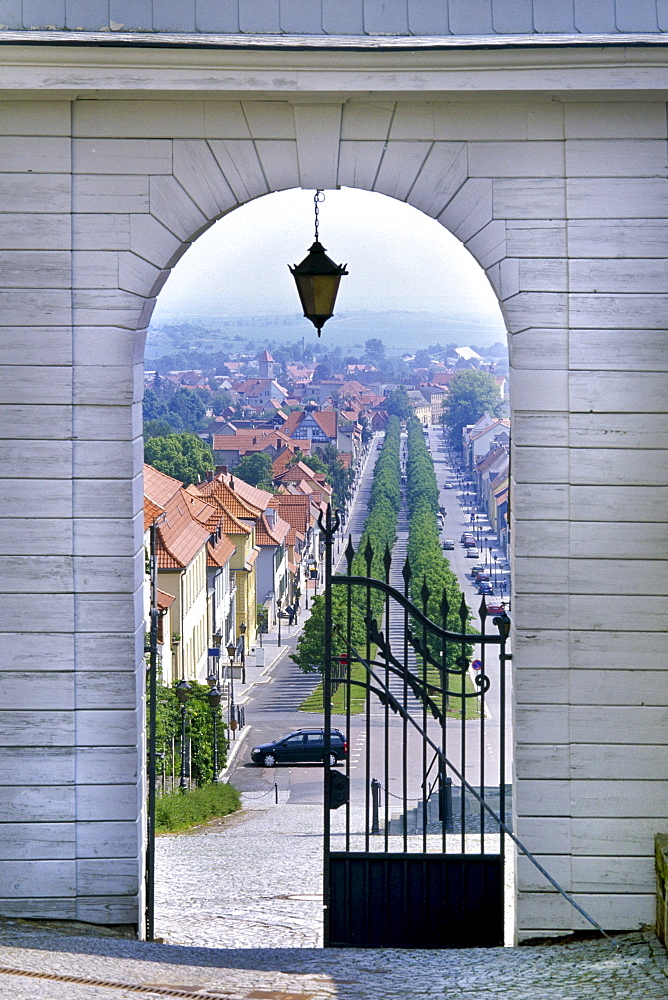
left=287, top=605, right=296, bottom=626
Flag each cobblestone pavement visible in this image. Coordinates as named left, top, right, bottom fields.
left=0, top=801, right=667, bottom=999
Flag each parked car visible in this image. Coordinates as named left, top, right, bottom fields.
left=463, top=538, right=477, bottom=548
left=251, top=729, right=347, bottom=768
left=442, top=539, right=455, bottom=550
left=443, top=483, right=454, bottom=489
left=478, top=582, right=493, bottom=595
left=466, top=547, right=480, bottom=559
left=474, top=571, right=490, bottom=582
left=470, top=563, right=485, bottom=577
left=486, top=602, right=506, bottom=616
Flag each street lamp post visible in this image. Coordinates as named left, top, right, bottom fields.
left=239, top=622, right=247, bottom=683
left=493, top=554, right=498, bottom=590
left=206, top=685, right=222, bottom=783
left=226, top=641, right=237, bottom=739
left=277, top=602, right=282, bottom=646
left=175, top=679, right=191, bottom=792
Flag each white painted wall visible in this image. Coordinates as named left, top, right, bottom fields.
left=0, top=41, right=666, bottom=939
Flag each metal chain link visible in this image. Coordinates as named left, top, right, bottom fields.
left=314, top=189, right=325, bottom=240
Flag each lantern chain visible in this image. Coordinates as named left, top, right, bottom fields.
left=314, top=189, right=325, bottom=241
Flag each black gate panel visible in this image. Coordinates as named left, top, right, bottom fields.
left=329, top=853, right=503, bottom=948
left=319, top=487, right=511, bottom=950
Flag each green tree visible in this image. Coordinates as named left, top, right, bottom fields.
left=384, top=385, right=413, bottom=421
left=364, top=337, right=385, bottom=358
left=231, top=452, right=274, bottom=490
left=144, top=433, right=213, bottom=486
left=168, top=388, right=208, bottom=432
left=442, top=370, right=501, bottom=435
left=143, top=387, right=168, bottom=422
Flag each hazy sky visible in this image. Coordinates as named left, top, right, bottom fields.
left=151, top=187, right=506, bottom=337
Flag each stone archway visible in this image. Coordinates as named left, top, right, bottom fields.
left=2, top=80, right=666, bottom=940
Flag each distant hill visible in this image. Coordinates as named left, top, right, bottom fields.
left=146, top=310, right=507, bottom=362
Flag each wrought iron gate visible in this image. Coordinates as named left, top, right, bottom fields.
left=320, top=507, right=511, bottom=949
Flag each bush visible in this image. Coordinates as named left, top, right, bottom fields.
left=156, top=782, right=241, bottom=833
left=154, top=679, right=228, bottom=786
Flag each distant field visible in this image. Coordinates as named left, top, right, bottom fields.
left=145, top=310, right=508, bottom=364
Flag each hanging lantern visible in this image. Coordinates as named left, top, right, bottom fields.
left=290, top=190, right=348, bottom=337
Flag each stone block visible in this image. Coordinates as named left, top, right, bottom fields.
left=109, top=0, right=153, bottom=30
left=65, top=0, right=108, bottom=29
left=208, top=139, right=268, bottom=202
left=150, top=175, right=209, bottom=243
left=532, top=0, right=575, bottom=31
left=407, top=142, right=467, bottom=218
left=375, top=141, right=431, bottom=201
left=0, top=761, right=75, bottom=798
left=363, top=0, right=409, bottom=34
left=509, top=329, right=568, bottom=370
left=322, top=0, right=364, bottom=33
left=513, top=520, right=569, bottom=558
left=570, top=518, right=668, bottom=558
left=510, top=368, right=567, bottom=411
left=570, top=371, right=667, bottom=413
left=173, top=140, right=236, bottom=218
left=616, top=0, right=658, bottom=31
left=0, top=633, right=74, bottom=671
left=239, top=0, right=281, bottom=31
left=1, top=440, right=73, bottom=479
left=0, top=860, right=75, bottom=897
left=0, top=175, right=70, bottom=214
left=2, top=822, right=75, bottom=861
left=465, top=220, right=506, bottom=268
left=0, top=0, right=22, bottom=28
left=74, top=174, right=149, bottom=215
left=76, top=782, right=140, bottom=821
left=76, top=858, right=141, bottom=900
left=0, top=213, right=70, bottom=251
left=195, top=0, right=240, bottom=31
left=440, top=177, right=493, bottom=242
left=337, top=140, right=386, bottom=190
left=280, top=0, right=323, bottom=32
left=569, top=594, right=664, bottom=632
left=341, top=101, right=394, bottom=140
left=73, top=213, right=131, bottom=253
left=75, top=709, right=141, bottom=748
left=492, top=0, right=533, bottom=32
left=470, top=140, right=564, bottom=178
left=573, top=0, right=616, bottom=32
left=408, top=0, right=449, bottom=34
left=294, top=105, right=342, bottom=189
left=494, top=179, right=565, bottom=220
left=448, top=0, right=493, bottom=34
left=23, top=0, right=65, bottom=28
left=74, top=139, right=173, bottom=175
left=152, top=0, right=196, bottom=30
left=243, top=102, right=296, bottom=140
left=255, top=139, right=300, bottom=192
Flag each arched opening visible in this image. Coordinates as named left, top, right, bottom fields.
left=143, top=186, right=512, bottom=948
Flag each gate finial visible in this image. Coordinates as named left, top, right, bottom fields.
left=344, top=535, right=355, bottom=572
left=383, top=544, right=392, bottom=580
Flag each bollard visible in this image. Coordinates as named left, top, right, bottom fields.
left=274, top=781, right=278, bottom=805
left=371, top=778, right=381, bottom=834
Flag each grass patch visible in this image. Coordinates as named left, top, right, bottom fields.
left=299, top=657, right=370, bottom=716
left=299, top=653, right=480, bottom=720
left=155, top=782, right=241, bottom=834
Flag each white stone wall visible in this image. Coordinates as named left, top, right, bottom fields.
left=2, top=0, right=668, bottom=36
left=0, top=72, right=666, bottom=936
